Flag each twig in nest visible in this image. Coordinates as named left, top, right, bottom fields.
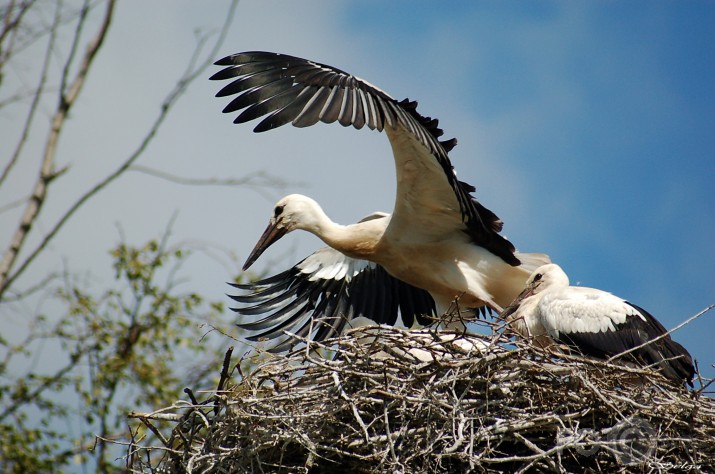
left=123, top=326, right=715, bottom=473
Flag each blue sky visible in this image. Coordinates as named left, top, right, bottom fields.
left=1, top=1, right=712, bottom=385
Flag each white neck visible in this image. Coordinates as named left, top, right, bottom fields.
left=298, top=204, right=384, bottom=260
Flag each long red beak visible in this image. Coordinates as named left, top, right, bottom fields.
left=242, top=221, right=287, bottom=271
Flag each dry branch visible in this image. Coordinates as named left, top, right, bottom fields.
left=126, top=326, right=715, bottom=473
left=0, top=0, right=239, bottom=300
left=0, top=0, right=115, bottom=296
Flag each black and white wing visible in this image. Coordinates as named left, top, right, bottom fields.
left=541, top=288, right=695, bottom=385
left=211, top=51, right=519, bottom=266
left=230, top=247, right=437, bottom=352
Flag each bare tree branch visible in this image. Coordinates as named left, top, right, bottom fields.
left=129, top=164, right=295, bottom=202
left=0, top=0, right=35, bottom=72
left=0, top=0, right=116, bottom=298
left=129, top=165, right=291, bottom=189
left=0, top=271, right=58, bottom=303
left=0, top=1, right=89, bottom=71
left=0, top=1, right=59, bottom=187
left=0, top=0, right=240, bottom=301
left=58, top=0, right=91, bottom=102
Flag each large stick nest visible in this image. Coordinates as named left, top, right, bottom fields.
left=128, top=325, right=714, bottom=473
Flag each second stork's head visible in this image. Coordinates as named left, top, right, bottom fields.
left=243, top=194, right=327, bottom=271
left=500, top=263, right=570, bottom=319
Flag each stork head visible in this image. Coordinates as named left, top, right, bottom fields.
left=524, top=264, right=570, bottom=294
left=243, top=194, right=324, bottom=271
left=500, top=263, right=569, bottom=319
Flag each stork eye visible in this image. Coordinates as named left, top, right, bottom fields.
left=533, top=273, right=543, bottom=282
left=274, top=205, right=285, bottom=217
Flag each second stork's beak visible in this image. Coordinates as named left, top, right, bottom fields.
left=242, top=221, right=288, bottom=271
left=499, top=278, right=541, bottom=321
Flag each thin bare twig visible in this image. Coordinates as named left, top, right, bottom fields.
left=0, top=0, right=35, bottom=67
left=0, top=0, right=116, bottom=298
left=0, top=0, right=239, bottom=300
left=0, top=1, right=60, bottom=188
left=128, top=165, right=293, bottom=202
left=607, top=303, right=715, bottom=364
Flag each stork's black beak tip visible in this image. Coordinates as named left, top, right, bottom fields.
left=242, top=221, right=288, bottom=272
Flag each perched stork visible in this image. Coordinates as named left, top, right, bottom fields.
left=501, top=263, right=695, bottom=386
left=230, top=213, right=441, bottom=351
left=212, top=51, right=549, bottom=347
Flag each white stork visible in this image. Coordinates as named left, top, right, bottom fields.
left=501, top=263, right=695, bottom=386
left=212, top=51, right=549, bottom=348
left=229, top=212, right=441, bottom=351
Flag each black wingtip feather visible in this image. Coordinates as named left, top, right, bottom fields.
left=398, top=98, right=418, bottom=110
left=209, top=68, right=236, bottom=81
left=213, top=55, right=235, bottom=67
left=440, top=138, right=458, bottom=152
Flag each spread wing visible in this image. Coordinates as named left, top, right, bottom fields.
left=230, top=247, right=437, bottom=352
left=211, top=51, right=519, bottom=265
